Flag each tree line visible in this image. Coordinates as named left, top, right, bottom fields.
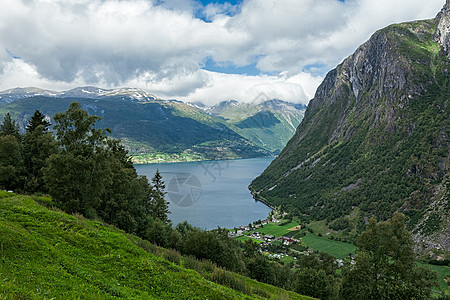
left=0, top=103, right=169, bottom=235
left=0, top=104, right=440, bottom=299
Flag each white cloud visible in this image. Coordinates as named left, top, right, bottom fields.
left=180, top=70, right=323, bottom=105
left=0, top=0, right=445, bottom=104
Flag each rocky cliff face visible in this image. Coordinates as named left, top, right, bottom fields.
left=252, top=5, right=449, bottom=254
left=435, top=0, right=450, bottom=56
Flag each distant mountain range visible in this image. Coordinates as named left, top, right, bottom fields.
left=0, top=87, right=305, bottom=163
left=194, top=100, right=306, bottom=154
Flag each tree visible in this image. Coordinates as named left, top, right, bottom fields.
left=97, top=139, right=150, bottom=233
left=26, top=110, right=50, bottom=133
left=0, top=135, right=24, bottom=190
left=0, top=112, right=20, bottom=138
left=148, top=169, right=170, bottom=224
left=44, top=102, right=157, bottom=234
left=0, top=113, right=24, bottom=190
left=294, top=267, right=335, bottom=300
left=44, top=102, right=112, bottom=218
left=340, top=213, right=437, bottom=300
left=23, top=110, right=57, bottom=193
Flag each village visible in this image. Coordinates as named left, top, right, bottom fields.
left=227, top=209, right=356, bottom=268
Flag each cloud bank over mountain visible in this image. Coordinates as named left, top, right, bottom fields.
left=0, top=0, right=444, bottom=104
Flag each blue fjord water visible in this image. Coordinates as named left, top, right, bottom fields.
left=135, top=157, right=273, bottom=230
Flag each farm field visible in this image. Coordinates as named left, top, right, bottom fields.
left=236, top=235, right=263, bottom=244
left=419, top=263, right=450, bottom=294
left=256, top=221, right=299, bottom=236
left=301, top=233, right=357, bottom=259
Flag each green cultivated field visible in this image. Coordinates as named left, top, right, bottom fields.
left=256, top=221, right=299, bottom=236
left=0, top=195, right=312, bottom=299
left=419, top=263, right=450, bottom=294
left=236, top=235, right=263, bottom=244
left=301, top=233, right=357, bottom=259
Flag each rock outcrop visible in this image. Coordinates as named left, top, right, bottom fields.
left=435, top=0, right=450, bottom=56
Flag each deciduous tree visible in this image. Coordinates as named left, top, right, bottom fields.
left=340, top=213, right=437, bottom=300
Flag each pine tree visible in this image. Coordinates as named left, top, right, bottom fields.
left=26, top=110, right=51, bottom=133
left=0, top=113, right=24, bottom=190
left=0, top=135, right=24, bottom=190
left=148, top=169, right=170, bottom=224
left=23, top=110, right=57, bottom=193
left=0, top=112, right=20, bottom=138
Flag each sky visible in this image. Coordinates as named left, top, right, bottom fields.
left=0, top=0, right=445, bottom=105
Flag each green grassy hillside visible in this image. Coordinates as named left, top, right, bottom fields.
left=0, top=192, right=311, bottom=299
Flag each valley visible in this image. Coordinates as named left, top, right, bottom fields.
left=0, top=1, right=449, bottom=299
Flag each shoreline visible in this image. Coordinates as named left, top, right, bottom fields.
left=249, top=188, right=276, bottom=211
left=132, top=155, right=277, bottom=165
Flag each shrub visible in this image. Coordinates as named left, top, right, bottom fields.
left=210, top=268, right=250, bottom=295
left=163, top=249, right=181, bottom=265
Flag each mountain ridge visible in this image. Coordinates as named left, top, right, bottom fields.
left=0, top=88, right=305, bottom=162
left=251, top=7, right=449, bottom=254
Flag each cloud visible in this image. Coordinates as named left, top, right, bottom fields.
left=0, top=0, right=445, bottom=104
left=225, top=0, right=444, bottom=73
left=175, top=70, right=323, bottom=105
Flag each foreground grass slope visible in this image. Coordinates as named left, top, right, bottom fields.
left=0, top=193, right=311, bottom=299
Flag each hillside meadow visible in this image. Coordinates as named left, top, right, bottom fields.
left=0, top=192, right=312, bottom=299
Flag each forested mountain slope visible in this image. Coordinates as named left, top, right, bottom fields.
left=203, top=100, right=306, bottom=154
left=251, top=3, right=449, bottom=253
left=0, top=95, right=271, bottom=162
left=0, top=87, right=304, bottom=162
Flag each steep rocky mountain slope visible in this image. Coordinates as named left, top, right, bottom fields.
left=251, top=2, right=449, bottom=254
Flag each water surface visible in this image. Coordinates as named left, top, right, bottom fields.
left=135, top=157, right=273, bottom=230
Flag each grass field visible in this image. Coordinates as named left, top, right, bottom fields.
left=419, top=263, right=450, bottom=294
left=256, top=221, right=299, bottom=236
left=280, top=256, right=295, bottom=264
left=301, top=233, right=357, bottom=259
left=236, top=235, right=263, bottom=244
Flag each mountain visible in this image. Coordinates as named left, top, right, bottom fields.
left=0, top=91, right=271, bottom=163
left=197, top=99, right=306, bottom=154
left=0, top=86, right=159, bottom=105
left=0, top=87, right=305, bottom=162
left=251, top=3, right=449, bottom=254
left=0, top=192, right=310, bottom=299
left=59, top=86, right=159, bottom=101
left=0, top=87, right=60, bottom=106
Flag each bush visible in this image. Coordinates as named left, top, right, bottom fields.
left=182, top=255, right=202, bottom=272
left=163, top=249, right=181, bottom=265
left=210, top=268, right=250, bottom=295
left=135, top=239, right=159, bottom=256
